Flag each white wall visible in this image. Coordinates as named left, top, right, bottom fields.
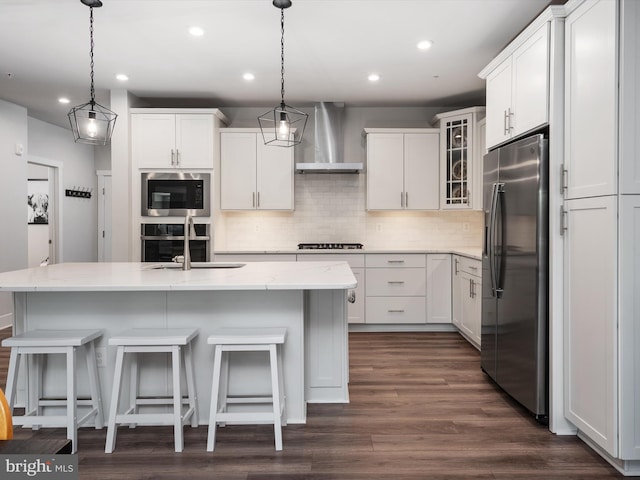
left=0, top=99, right=28, bottom=328
left=28, top=117, right=98, bottom=262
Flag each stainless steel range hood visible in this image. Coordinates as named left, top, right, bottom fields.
left=295, top=102, right=363, bottom=173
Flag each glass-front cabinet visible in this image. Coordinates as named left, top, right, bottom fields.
left=432, top=107, right=486, bottom=210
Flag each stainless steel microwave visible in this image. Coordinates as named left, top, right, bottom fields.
left=141, top=172, right=210, bottom=217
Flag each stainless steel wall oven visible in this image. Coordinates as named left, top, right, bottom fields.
left=141, top=223, right=210, bottom=262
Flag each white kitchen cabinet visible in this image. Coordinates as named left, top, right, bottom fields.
left=483, top=22, right=550, bottom=149
left=426, top=254, right=452, bottom=324
left=131, top=113, right=215, bottom=169
left=365, top=254, right=426, bottom=324
left=431, top=107, right=485, bottom=210
left=213, top=253, right=297, bottom=262
left=220, top=130, right=293, bottom=211
left=364, top=129, right=439, bottom=211
left=562, top=0, right=640, bottom=469
left=452, top=255, right=481, bottom=349
left=563, top=195, right=617, bottom=456
left=297, top=253, right=365, bottom=325
left=564, top=0, right=617, bottom=199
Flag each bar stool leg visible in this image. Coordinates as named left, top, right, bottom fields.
left=105, top=345, right=125, bottom=454
left=206, top=345, right=223, bottom=452
left=269, top=344, right=283, bottom=451
left=184, top=342, right=198, bottom=428
left=171, top=345, right=183, bottom=453
left=277, top=344, right=286, bottom=427
left=85, top=341, right=104, bottom=429
left=66, top=346, right=78, bottom=454
left=128, top=351, right=138, bottom=428
left=5, top=348, right=19, bottom=412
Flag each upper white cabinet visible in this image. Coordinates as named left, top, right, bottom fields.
left=131, top=113, right=215, bottom=169
left=220, top=129, right=294, bottom=211
left=483, top=22, right=550, bottom=149
left=365, top=129, right=439, bottom=211
left=431, top=107, right=485, bottom=210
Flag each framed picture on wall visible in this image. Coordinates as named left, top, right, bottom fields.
left=27, top=179, right=49, bottom=225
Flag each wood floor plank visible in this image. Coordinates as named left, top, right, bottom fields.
left=0, top=328, right=622, bottom=478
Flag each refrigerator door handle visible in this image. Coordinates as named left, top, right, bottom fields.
left=488, top=182, right=499, bottom=295
left=495, top=183, right=506, bottom=297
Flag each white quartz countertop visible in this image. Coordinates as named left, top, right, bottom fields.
left=0, top=261, right=357, bottom=292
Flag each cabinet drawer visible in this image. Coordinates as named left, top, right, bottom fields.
left=455, top=256, right=481, bottom=277
left=365, top=297, right=426, bottom=324
left=365, top=254, right=425, bottom=268
left=366, top=268, right=426, bottom=296
left=297, top=253, right=365, bottom=269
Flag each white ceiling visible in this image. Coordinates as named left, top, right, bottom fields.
left=0, top=0, right=558, bottom=129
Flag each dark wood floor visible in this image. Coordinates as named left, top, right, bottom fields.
left=0, top=327, right=621, bottom=479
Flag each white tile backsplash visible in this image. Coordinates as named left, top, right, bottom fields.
left=217, top=173, right=482, bottom=251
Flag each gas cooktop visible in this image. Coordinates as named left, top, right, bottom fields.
left=298, top=243, right=364, bottom=250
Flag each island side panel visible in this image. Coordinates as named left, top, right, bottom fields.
left=166, top=290, right=306, bottom=423
left=305, top=289, right=349, bottom=403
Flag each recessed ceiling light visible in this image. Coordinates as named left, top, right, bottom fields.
left=243, top=73, right=255, bottom=81
left=368, top=74, right=380, bottom=82
left=116, top=73, right=129, bottom=81
left=58, top=97, right=70, bottom=104
left=417, top=40, right=433, bottom=50
left=189, top=26, right=204, bottom=37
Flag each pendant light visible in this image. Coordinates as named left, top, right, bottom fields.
left=258, top=0, right=307, bottom=147
left=68, top=0, right=117, bottom=146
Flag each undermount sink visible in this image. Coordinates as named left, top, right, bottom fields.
left=145, top=262, right=246, bottom=270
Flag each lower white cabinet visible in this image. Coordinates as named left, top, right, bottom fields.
left=365, top=254, right=426, bottom=324
left=452, top=255, right=481, bottom=348
left=426, top=254, right=452, bottom=323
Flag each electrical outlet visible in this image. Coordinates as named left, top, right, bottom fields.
left=95, top=347, right=107, bottom=368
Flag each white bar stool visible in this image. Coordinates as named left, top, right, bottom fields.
left=207, top=327, right=286, bottom=452
left=105, top=328, right=198, bottom=453
left=2, top=329, right=104, bottom=453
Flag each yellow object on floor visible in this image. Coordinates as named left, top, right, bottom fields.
left=0, top=388, right=13, bottom=440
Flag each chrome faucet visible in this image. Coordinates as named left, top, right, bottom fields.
left=182, top=213, right=195, bottom=271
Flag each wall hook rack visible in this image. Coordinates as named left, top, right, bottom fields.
left=65, top=187, right=92, bottom=199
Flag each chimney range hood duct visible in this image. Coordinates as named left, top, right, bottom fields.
left=295, top=102, right=362, bottom=173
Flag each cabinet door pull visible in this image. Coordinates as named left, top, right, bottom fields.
left=257, top=191, right=260, bottom=208
left=405, top=192, right=408, bottom=208
left=561, top=163, right=568, bottom=195
left=170, top=149, right=175, bottom=166
left=176, top=149, right=180, bottom=166
left=468, top=265, right=478, bottom=271
left=503, top=110, right=509, bottom=136
left=387, top=281, right=405, bottom=285
left=560, top=205, right=568, bottom=236
left=388, top=309, right=405, bottom=313
left=400, top=192, right=404, bottom=208
left=454, top=258, right=459, bottom=275
left=387, top=260, right=404, bottom=264
left=252, top=192, right=256, bottom=208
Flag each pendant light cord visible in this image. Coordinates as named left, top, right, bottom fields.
left=280, top=7, right=285, bottom=106
left=89, top=6, right=95, bottom=105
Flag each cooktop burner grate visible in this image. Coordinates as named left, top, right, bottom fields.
left=298, top=243, right=364, bottom=250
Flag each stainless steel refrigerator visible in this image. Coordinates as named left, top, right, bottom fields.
left=481, top=133, right=548, bottom=421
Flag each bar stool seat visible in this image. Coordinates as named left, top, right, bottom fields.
left=104, top=328, right=198, bottom=453
left=207, top=327, right=286, bottom=452
left=2, top=329, right=104, bottom=453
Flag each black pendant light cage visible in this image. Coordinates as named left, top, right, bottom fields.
left=258, top=0, right=307, bottom=147
left=68, top=0, right=117, bottom=146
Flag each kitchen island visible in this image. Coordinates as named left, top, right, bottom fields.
left=0, top=261, right=357, bottom=424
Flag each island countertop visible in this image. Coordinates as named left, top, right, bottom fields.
left=0, top=261, right=357, bottom=292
